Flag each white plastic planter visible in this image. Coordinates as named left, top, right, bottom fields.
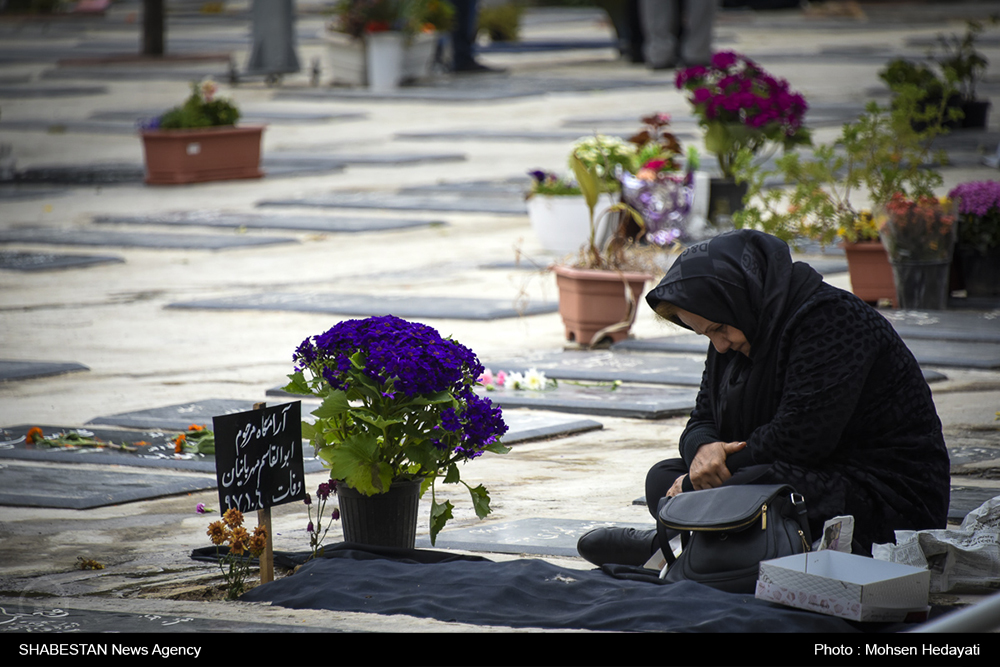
left=365, top=31, right=404, bottom=92
left=526, top=193, right=617, bottom=258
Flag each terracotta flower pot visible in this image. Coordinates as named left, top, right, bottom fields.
left=141, top=125, right=264, bottom=185
left=552, top=264, right=651, bottom=345
left=842, top=240, right=897, bottom=308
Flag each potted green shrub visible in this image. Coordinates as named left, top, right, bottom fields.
left=551, top=121, right=686, bottom=346
left=733, top=86, right=952, bottom=306
left=948, top=180, right=1000, bottom=298
left=284, top=315, right=509, bottom=547
left=675, top=51, right=811, bottom=229
left=932, top=18, right=996, bottom=128
left=138, top=78, right=263, bottom=185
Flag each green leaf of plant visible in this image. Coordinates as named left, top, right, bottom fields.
left=282, top=371, right=313, bottom=396
left=312, top=391, right=350, bottom=419
left=569, top=152, right=600, bottom=212
left=444, top=463, right=460, bottom=484
left=484, top=441, right=511, bottom=455
left=321, top=432, right=391, bottom=495
left=467, top=484, right=492, bottom=519
left=429, top=498, right=454, bottom=546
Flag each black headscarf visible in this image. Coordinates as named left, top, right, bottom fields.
left=645, top=230, right=824, bottom=440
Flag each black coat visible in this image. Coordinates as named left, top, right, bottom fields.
left=646, top=231, right=950, bottom=552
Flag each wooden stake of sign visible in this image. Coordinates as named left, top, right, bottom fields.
left=253, top=401, right=275, bottom=584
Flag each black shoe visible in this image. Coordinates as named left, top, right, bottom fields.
left=576, top=527, right=657, bottom=567
left=453, top=60, right=507, bottom=74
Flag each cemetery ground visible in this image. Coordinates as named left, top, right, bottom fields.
left=1, top=0, right=1000, bottom=640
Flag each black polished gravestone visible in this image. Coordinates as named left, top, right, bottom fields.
left=0, top=461, right=217, bottom=509
left=879, top=309, right=1000, bottom=344
left=264, top=385, right=604, bottom=445
left=167, top=293, right=558, bottom=321
left=0, top=227, right=298, bottom=251
left=0, top=250, right=124, bottom=272
left=476, top=383, right=698, bottom=420
left=415, top=517, right=648, bottom=557
left=483, top=350, right=707, bottom=387
left=0, top=360, right=88, bottom=382
left=0, top=423, right=326, bottom=474
left=947, top=486, right=1000, bottom=522
left=93, top=211, right=447, bottom=234
left=611, top=333, right=973, bottom=374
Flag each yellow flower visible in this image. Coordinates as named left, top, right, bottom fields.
left=248, top=527, right=267, bottom=557
left=229, top=526, right=249, bottom=556
left=223, top=508, right=244, bottom=529
left=206, top=520, right=229, bottom=546
left=173, top=433, right=185, bottom=453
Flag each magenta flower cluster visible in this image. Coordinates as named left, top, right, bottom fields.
left=676, top=51, right=808, bottom=137
left=948, top=181, right=1000, bottom=217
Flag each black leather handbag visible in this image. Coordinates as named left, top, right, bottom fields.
left=656, top=484, right=812, bottom=594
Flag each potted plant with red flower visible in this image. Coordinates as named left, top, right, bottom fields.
left=138, top=78, right=263, bottom=186
left=283, top=315, right=509, bottom=547
left=325, top=0, right=454, bottom=89
left=675, top=51, right=811, bottom=229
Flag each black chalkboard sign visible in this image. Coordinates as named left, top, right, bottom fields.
left=212, top=401, right=305, bottom=513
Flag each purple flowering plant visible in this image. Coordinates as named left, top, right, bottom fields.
left=305, top=479, right=341, bottom=559
left=676, top=51, right=811, bottom=178
left=948, top=180, right=1000, bottom=253
left=284, top=315, right=509, bottom=545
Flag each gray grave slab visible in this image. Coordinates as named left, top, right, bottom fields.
left=879, top=310, right=1000, bottom=344
left=0, top=227, right=298, bottom=250
left=269, top=151, right=467, bottom=166
left=93, top=211, right=447, bottom=234
left=0, top=360, right=88, bottom=382
left=86, top=399, right=259, bottom=431
left=264, top=387, right=601, bottom=445
left=949, top=445, right=1000, bottom=471
left=0, top=84, right=107, bottom=98
left=414, top=517, right=647, bottom=557
left=256, top=191, right=526, bottom=215
left=14, top=162, right=145, bottom=184
left=612, top=333, right=988, bottom=372
left=0, top=250, right=124, bottom=271
left=476, top=383, right=698, bottom=420
left=0, top=603, right=328, bottom=633
left=0, top=185, right=69, bottom=201
left=0, top=424, right=324, bottom=474
left=0, top=462, right=216, bottom=509
left=167, top=293, right=557, bottom=320
left=275, top=75, right=671, bottom=103
left=480, top=38, right=617, bottom=53
left=948, top=486, right=1000, bottom=523
left=483, top=350, right=706, bottom=387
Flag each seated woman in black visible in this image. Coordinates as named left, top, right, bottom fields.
left=577, top=230, right=950, bottom=565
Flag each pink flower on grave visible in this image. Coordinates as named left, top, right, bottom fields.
left=495, top=370, right=507, bottom=387
left=478, top=368, right=494, bottom=387
left=199, top=78, right=217, bottom=103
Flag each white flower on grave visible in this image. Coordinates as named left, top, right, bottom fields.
left=523, top=368, right=548, bottom=391
left=505, top=372, right=525, bottom=390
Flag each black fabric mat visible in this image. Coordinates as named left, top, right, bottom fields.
left=0, top=227, right=297, bottom=250
left=0, top=360, right=88, bottom=382
left=0, top=462, right=216, bottom=509
left=483, top=350, right=706, bottom=387
left=166, top=293, right=558, bottom=320
left=475, top=383, right=698, bottom=419
left=414, top=517, right=647, bottom=557
left=239, top=544, right=862, bottom=633
left=0, top=423, right=325, bottom=474
left=92, top=211, right=446, bottom=234
left=0, top=250, right=124, bottom=271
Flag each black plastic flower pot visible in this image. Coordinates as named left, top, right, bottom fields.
left=960, top=100, right=991, bottom=129
left=337, top=479, right=422, bottom=549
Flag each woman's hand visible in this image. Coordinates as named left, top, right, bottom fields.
left=666, top=474, right=686, bottom=498
left=689, top=440, right=747, bottom=490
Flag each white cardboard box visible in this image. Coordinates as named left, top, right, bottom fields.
left=755, top=550, right=930, bottom=622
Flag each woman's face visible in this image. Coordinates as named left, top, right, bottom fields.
left=676, top=308, right=751, bottom=357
